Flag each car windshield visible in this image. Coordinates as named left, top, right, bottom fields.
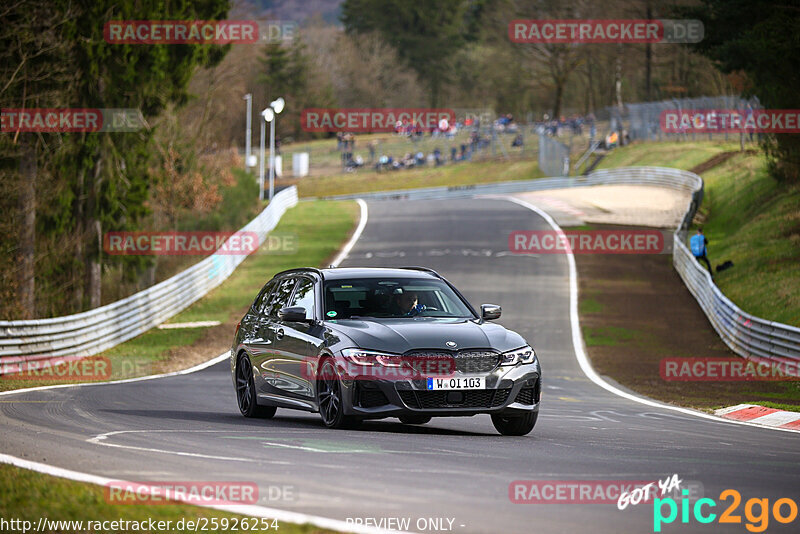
left=323, top=277, right=474, bottom=320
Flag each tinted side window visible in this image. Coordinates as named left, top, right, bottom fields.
left=253, top=279, right=277, bottom=316
left=288, top=278, right=315, bottom=319
left=264, top=277, right=297, bottom=318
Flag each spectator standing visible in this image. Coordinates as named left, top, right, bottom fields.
left=690, top=228, right=713, bottom=276
left=368, top=140, right=377, bottom=163
left=438, top=117, right=449, bottom=137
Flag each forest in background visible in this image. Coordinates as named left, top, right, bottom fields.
left=1, top=0, right=796, bottom=320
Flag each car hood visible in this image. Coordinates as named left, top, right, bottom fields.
left=326, top=317, right=527, bottom=354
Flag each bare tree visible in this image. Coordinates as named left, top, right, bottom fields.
left=510, top=0, right=592, bottom=118
left=0, top=0, right=77, bottom=318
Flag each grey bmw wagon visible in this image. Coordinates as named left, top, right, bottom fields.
left=231, top=267, right=541, bottom=435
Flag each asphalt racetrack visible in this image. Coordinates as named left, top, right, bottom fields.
left=1, top=198, right=798, bottom=533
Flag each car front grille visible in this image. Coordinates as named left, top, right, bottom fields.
left=404, top=350, right=500, bottom=374
left=398, top=389, right=510, bottom=409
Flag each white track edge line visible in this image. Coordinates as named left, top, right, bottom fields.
left=0, top=453, right=406, bottom=534
left=330, top=199, right=368, bottom=268
left=0, top=353, right=230, bottom=397
left=496, top=195, right=800, bottom=435
left=0, top=197, right=402, bottom=533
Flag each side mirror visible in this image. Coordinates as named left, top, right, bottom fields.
left=481, top=304, right=501, bottom=321
left=278, top=306, right=309, bottom=322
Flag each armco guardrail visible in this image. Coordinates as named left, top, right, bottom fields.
left=318, top=166, right=800, bottom=365
left=0, top=186, right=298, bottom=365
left=316, top=167, right=701, bottom=203
left=673, top=239, right=800, bottom=366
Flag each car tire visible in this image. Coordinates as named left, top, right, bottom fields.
left=317, top=358, right=361, bottom=429
left=399, top=415, right=432, bottom=425
left=236, top=354, right=277, bottom=419
left=491, top=412, right=537, bottom=436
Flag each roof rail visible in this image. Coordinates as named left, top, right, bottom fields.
left=398, top=266, right=442, bottom=278
left=274, top=267, right=324, bottom=279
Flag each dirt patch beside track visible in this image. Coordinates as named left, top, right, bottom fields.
left=575, top=224, right=800, bottom=411
left=688, top=149, right=758, bottom=175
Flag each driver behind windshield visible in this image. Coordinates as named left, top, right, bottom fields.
left=389, top=288, right=425, bottom=317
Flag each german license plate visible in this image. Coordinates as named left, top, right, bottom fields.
left=426, top=376, right=485, bottom=390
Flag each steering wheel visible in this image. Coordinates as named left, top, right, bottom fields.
left=406, top=303, right=426, bottom=317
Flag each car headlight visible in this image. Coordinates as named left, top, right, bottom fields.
left=341, top=348, right=402, bottom=367
left=500, top=345, right=536, bottom=366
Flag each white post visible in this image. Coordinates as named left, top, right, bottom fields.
left=259, top=118, right=266, bottom=201
left=269, top=118, right=276, bottom=201
left=244, top=93, right=252, bottom=171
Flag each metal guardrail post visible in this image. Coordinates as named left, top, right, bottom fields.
left=0, top=187, right=299, bottom=365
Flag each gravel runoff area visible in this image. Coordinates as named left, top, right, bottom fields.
left=514, top=184, right=690, bottom=228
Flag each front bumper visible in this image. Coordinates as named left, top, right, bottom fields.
left=337, top=360, right=541, bottom=419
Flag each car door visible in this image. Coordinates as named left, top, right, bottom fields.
left=272, top=276, right=325, bottom=399
left=240, top=278, right=276, bottom=390
left=252, top=276, right=297, bottom=396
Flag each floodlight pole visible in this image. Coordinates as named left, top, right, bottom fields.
left=259, top=116, right=266, bottom=201
left=244, top=93, right=252, bottom=171
left=269, top=118, right=276, bottom=200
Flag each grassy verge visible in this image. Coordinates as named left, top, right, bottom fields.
left=0, top=200, right=359, bottom=392
left=0, top=464, right=332, bottom=534
left=281, top=157, right=543, bottom=198
left=596, top=140, right=742, bottom=171
left=694, top=152, right=800, bottom=325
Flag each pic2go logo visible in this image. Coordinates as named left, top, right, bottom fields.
left=653, top=489, right=798, bottom=532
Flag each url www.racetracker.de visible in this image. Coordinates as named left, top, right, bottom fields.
left=0, top=517, right=280, bottom=532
